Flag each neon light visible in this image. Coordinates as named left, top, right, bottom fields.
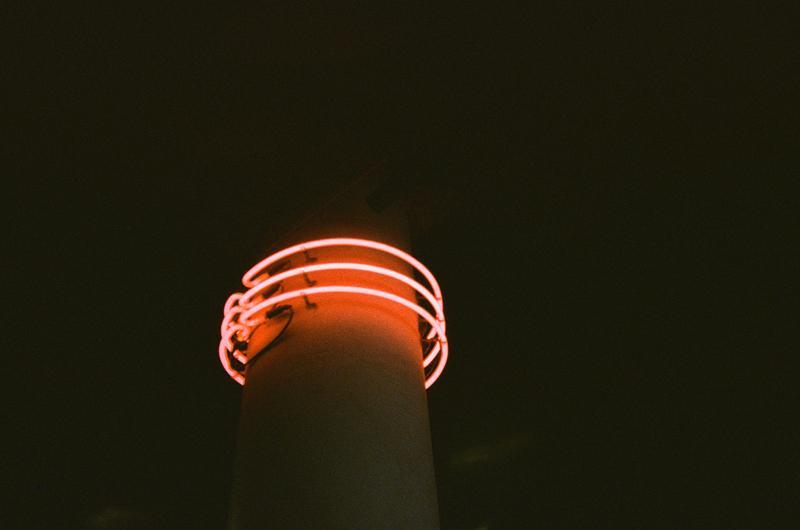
left=219, top=238, right=448, bottom=389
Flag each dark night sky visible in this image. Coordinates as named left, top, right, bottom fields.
left=4, top=3, right=797, bottom=529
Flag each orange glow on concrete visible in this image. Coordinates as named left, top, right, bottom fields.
left=219, top=238, right=448, bottom=389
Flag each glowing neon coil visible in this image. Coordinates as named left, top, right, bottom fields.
left=219, top=238, right=448, bottom=389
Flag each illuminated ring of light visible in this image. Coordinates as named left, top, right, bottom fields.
left=219, top=238, right=447, bottom=389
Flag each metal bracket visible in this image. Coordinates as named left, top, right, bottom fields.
left=266, top=304, right=292, bottom=319
left=303, top=294, right=317, bottom=309
left=266, top=259, right=291, bottom=276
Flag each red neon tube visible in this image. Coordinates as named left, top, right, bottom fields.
left=219, top=238, right=448, bottom=389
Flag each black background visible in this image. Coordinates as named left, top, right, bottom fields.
left=4, top=3, right=797, bottom=529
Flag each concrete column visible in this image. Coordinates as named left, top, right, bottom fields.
left=228, top=184, right=440, bottom=529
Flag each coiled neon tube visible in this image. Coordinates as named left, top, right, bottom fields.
left=219, top=238, right=448, bottom=389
